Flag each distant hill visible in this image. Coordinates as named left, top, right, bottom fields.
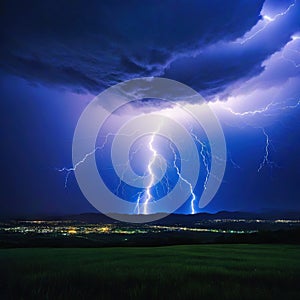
left=12, top=210, right=300, bottom=225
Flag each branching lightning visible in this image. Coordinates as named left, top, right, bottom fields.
left=169, top=143, right=197, bottom=214
left=143, top=134, right=159, bottom=214
left=133, top=130, right=172, bottom=215
left=213, top=98, right=300, bottom=172
left=134, top=191, right=144, bottom=215
left=277, top=99, right=300, bottom=111
left=220, top=101, right=275, bottom=117
left=236, top=1, right=296, bottom=45
left=57, top=147, right=100, bottom=188
left=190, top=132, right=210, bottom=192
left=257, top=128, right=279, bottom=172
left=58, top=131, right=139, bottom=188
left=225, top=1, right=300, bottom=173
left=131, top=129, right=163, bottom=215
left=59, top=126, right=215, bottom=215
left=218, top=98, right=300, bottom=117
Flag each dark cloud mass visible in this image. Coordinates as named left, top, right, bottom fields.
left=165, top=0, right=300, bottom=98
left=0, top=0, right=265, bottom=95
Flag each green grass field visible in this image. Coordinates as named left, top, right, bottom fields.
left=0, top=244, right=299, bottom=299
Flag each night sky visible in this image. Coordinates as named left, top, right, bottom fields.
left=1, top=0, right=300, bottom=218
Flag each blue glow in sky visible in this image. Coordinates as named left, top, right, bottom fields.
left=0, top=0, right=299, bottom=217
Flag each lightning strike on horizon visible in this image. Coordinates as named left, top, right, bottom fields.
left=143, top=134, right=159, bottom=214
left=169, top=143, right=197, bottom=214
left=134, top=191, right=144, bottom=215
left=132, top=131, right=163, bottom=215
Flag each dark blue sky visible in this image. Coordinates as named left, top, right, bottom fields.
left=1, top=0, right=300, bottom=217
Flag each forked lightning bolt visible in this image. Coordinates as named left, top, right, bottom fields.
left=58, top=131, right=139, bottom=188
left=57, top=147, right=100, bottom=188
left=190, top=132, right=210, bottom=192
left=132, top=131, right=163, bottom=215
left=143, top=134, right=159, bottom=214
left=134, top=191, right=144, bottom=215
left=257, top=128, right=278, bottom=172
left=215, top=99, right=300, bottom=171
left=169, top=143, right=197, bottom=214
left=133, top=132, right=170, bottom=215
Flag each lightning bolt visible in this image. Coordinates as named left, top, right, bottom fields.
left=220, top=101, right=276, bottom=117
left=277, top=99, right=300, bottom=111
left=132, top=131, right=167, bottom=215
left=143, top=134, right=159, bottom=214
left=134, top=191, right=144, bottom=215
left=57, top=147, right=100, bottom=188
left=169, top=143, right=197, bottom=214
left=190, top=132, right=210, bottom=192
left=257, top=128, right=279, bottom=172
left=58, top=131, right=139, bottom=188
left=59, top=123, right=168, bottom=215
left=213, top=98, right=300, bottom=172
left=236, top=1, right=296, bottom=45
left=217, top=98, right=300, bottom=117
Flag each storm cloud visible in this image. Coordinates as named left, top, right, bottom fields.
left=0, top=0, right=266, bottom=96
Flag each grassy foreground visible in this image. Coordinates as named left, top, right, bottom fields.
left=0, top=244, right=299, bottom=299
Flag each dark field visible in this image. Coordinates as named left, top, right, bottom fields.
left=0, top=245, right=299, bottom=300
